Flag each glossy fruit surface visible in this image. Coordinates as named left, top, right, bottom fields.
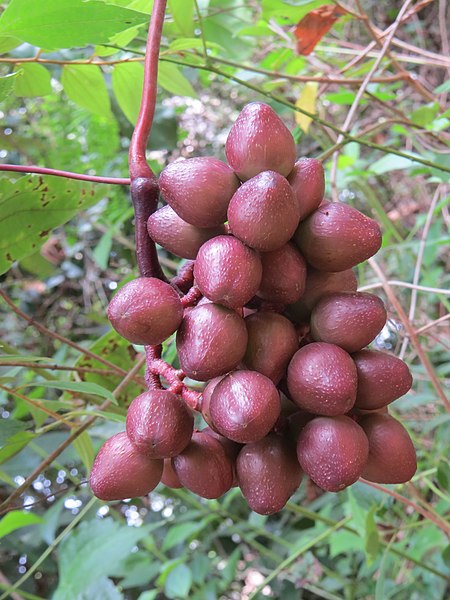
left=257, top=243, right=307, bottom=305
left=288, top=158, right=324, bottom=221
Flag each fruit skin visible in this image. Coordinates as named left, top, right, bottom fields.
left=293, top=201, right=382, bottom=272
left=194, top=235, right=262, bottom=309
left=297, top=416, right=369, bottom=492
left=126, top=390, right=194, bottom=458
left=107, top=277, right=183, bottom=346
left=176, top=303, right=248, bottom=381
left=90, top=432, right=163, bottom=501
left=243, top=312, right=298, bottom=384
left=237, top=433, right=302, bottom=515
left=225, top=101, right=296, bottom=181
left=227, top=170, right=300, bottom=252
left=161, top=459, right=183, bottom=489
left=359, top=413, right=416, bottom=483
left=285, top=268, right=358, bottom=323
left=310, top=292, right=387, bottom=353
left=147, top=205, right=226, bottom=259
left=201, top=376, right=224, bottom=431
left=257, top=243, right=307, bottom=305
left=209, top=370, right=281, bottom=443
left=287, top=342, right=357, bottom=415
left=172, top=430, right=234, bottom=499
left=159, top=157, right=240, bottom=227
left=287, top=158, right=324, bottom=221
left=353, top=350, right=413, bottom=410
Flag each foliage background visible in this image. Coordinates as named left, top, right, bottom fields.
left=0, top=0, right=449, bottom=598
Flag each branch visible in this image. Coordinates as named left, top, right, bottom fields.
left=0, top=164, right=129, bottom=185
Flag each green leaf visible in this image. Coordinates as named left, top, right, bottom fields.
left=0, top=418, right=27, bottom=446
left=93, top=230, right=114, bottom=270
left=62, top=65, right=112, bottom=119
left=168, top=38, right=223, bottom=53
left=220, top=548, right=240, bottom=589
left=112, top=62, right=144, bottom=124
left=0, top=510, right=43, bottom=538
left=164, top=564, right=193, bottom=600
left=443, top=544, right=450, bottom=568
left=0, top=35, right=21, bottom=53
left=39, top=496, right=66, bottom=544
left=158, top=62, right=197, bottom=98
left=0, top=431, right=35, bottom=464
left=410, top=102, right=440, bottom=127
left=54, top=519, right=151, bottom=599
left=138, top=592, right=159, bottom=600
left=162, top=520, right=211, bottom=551
left=437, top=460, right=450, bottom=491
left=0, top=175, right=103, bottom=275
left=168, top=0, right=194, bottom=37
left=364, top=506, right=380, bottom=563
left=81, top=577, right=124, bottom=600
left=73, top=431, right=95, bottom=471
left=434, top=79, right=450, bottom=93
left=22, top=380, right=116, bottom=404
left=0, top=0, right=148, bottom=51
left=14, top=63, right=52, bottom=97
left=0, top=71, right=22, bottom=102
left=369, top=154, right=421, bottom=174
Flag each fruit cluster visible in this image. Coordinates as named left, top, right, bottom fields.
left=90, top=102, right=416, bottom=515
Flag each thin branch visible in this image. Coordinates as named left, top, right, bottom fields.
left=0, top=164, right=129, bottom=185
left=415, top=313, right=450, bottom=335
left=358, top=281, right=450, bottom=295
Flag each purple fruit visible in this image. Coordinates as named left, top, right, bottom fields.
left=310, top=292, right=387, bottom=352
left=90, top=432, right=163, bottom=501
left=293, top=202, right=382, bottom=272
left=287, top=342, right=357, bottom=415
left=225, top=102, right=296, bottom=181
left=359, top=413, right=416, bottom=483
left=209, top=370, right=280, bottom=443
left=107, top=277, right=183, bottom=345
left=147, top=205, right=226, bottom=259
left=172, top=430, right=234, bottom=499
left=257, top=243, right=307, bottom=305
left=237, top=434, right=302, bottom=514
left=228, top=171, right=300, bottom=252
left=126, top=390, right=194, bottom=458
left=161, top=459, right=183, bottom=489
left=159, top=157, right=240, bottom=227
left=288, top=158, right=324, bottom=221
left=176, top=304, right=248, bottom=381
left=243, top=312, right=298, bottom=384
left=201, top=376, right=224, bottom=430
left=353, top=350, right=413, bottom=410
left=194, top=235, right=262, bottom=308
left=297, top=416, right=369, bottom=492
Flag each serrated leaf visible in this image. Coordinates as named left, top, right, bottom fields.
left=0, top=175, right=103, bottom=275
left=62, top=65, right=112, bottom=118
left=0, top=0, right=148, bottom=51
left=295, top=81, right=318, bottom=132
left=0, top=510, right=43, bottom=538
left=54, top=519, right=151, bottom=599
left=23, top=380, right=116, bottom=404
left=0, top=418, right=27, bottom=446
left=164, top=564, right=192, bottom=600
left=0, top=70, right=22, bottom=102
left=158, top=62, right=197, bottom=98
left=14, top=63, right=52, bottom=97
left=112, top=62, right=144, bottom=124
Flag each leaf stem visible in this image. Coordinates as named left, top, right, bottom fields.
left=0, top=164, right=129, bottom=184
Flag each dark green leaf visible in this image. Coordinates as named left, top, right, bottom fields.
left=0, top=431, right=36, bottom=464
left=23, top=380, right=116, bottom=404
left=0, top=510, right=43, bottom=538
left=0, top=418, right=27, bottom=446
left=62, top=65, right=112, bottom=119
left=437, top=460, right=450, bottom=491
left=0, top=175, right=103, bottom=275
left=0, top=0, right=148, bottom=51
left=14, top=63, right=52, bottom=97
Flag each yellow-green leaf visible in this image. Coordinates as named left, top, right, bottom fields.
left=62, top=64, right=112, bottom=119
left=14, top=63, right=52, bottom=97
left=295, top=82, right=318, bottom=133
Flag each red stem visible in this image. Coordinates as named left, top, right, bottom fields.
left=0, top=163, right=130, bottom=185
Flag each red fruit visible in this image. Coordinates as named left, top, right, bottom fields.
left=243, top=312, right=298, bottom=384
left=297, top=416, right=369, bottom=492
left=194, top=235, right=262, bottom=308
left=126, top=390, right=193, bottom=458
left=287, top=342, right=357, bottom=415
left=176, top=304, right=248, bottom=381
left=159, top=157, right=239, bottom=227
left=147, top=205, right=226, bottom=259
left=293, top=202, right=382, bottom=272
left=161, top=459, right=183, bottom=489
left=310, top=292, right=387, bottom=352
left=257, top=243, right=307, bottom=305
left=228, top=171, right=300, bottom=252
left=172, top=431, right=234, bottom=499
left=90, top=432, right=163, bottom=501
left=353, top=350, right=413, bottom=410
left=288, top=158, right=324, bottom=221
left=107, top=277, right=183, bottom=346
left=359, top=414, right=416, bottom=483
left=201, top=376, right=224, bottom=430
left=237, top=434, right=302, bottom=514
left=225, top=102, right=296, bottom=181
left=209, top=370, right=280, bottom=443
